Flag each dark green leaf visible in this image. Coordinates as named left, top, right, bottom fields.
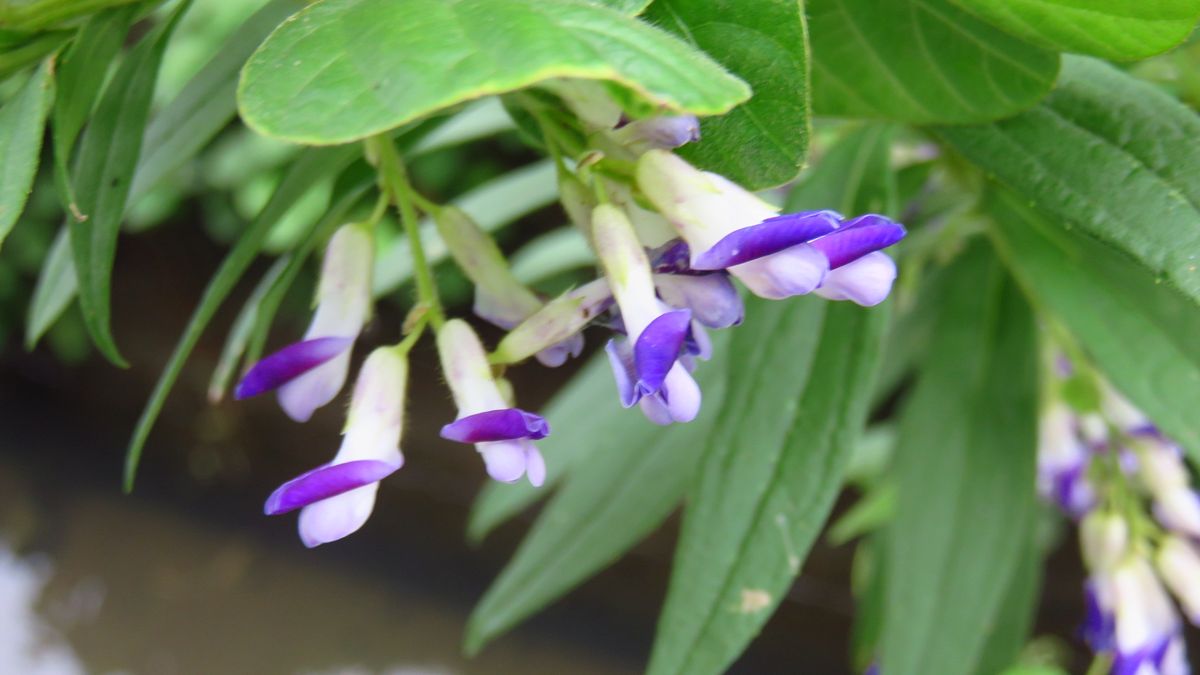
left=1, top=0, right=140, bottom=31
left=237, top=0, right=750, bottom=144
left=939, top=56, right=1200, bottom=310
left=808, top=0, right=1059, bottom=123
left=464, top=333, right=731, bottom=655
left=129, top=0, right=304, bottom=201
left=647, top=297, right=885, bottom=675
left=986, top=188, right=1200, bottom=459
left=973, top=537, right=1041, bottom=675
left=0, top=58, right=53, bottom=250
left=123, top=143, right=359, bottom=491
left=0, top=29, right=71, bottom=80
left=949, top=0, right=1200, bottom=61
left=648, top=0, right=810, bottom=189
left=881, top=241, right=1038, bottom=675
left=68, top=1, right=190, bottom=366
left=51, top=3, right=138, bottom=210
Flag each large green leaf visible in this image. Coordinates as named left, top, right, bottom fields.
left=808, top=0, right=1059, bottom=123
left=464, top=336, right=731, bottom=655
left=647, top=297, right=885, bottom=675
left=0, top=0, right=140, bottom=31
left=972, top=536, right=1041, bottom=675
left=950, top=0, right=1200, bottom=61
left=68, top=2, right=190, bottom=366
left=237, top=0, right=750, bottom=144
left=987, top=188, right=1200, bottom=459
left=0, top=58, right=52, bottom=251
left=939, top=56, right=1200, bottom=310
left=123, top=144, right=359, bottom=491
left=881, top=241, right=1038, bottom=675
left=648, top=0, right=810, bottom=189
left=467, top=352, right=621, bottom=542
left=785, top=123, right=897, bottom=216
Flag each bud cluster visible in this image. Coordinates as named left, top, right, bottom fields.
left=1038, top=361, right=1200, bottom=674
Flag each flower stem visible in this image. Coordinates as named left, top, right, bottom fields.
left=372, top=135, right=446, bottom=330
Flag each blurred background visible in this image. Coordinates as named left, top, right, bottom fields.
left=5, top=1, right=1200, bottom=674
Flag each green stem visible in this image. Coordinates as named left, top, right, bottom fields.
left=393, top=314, right=428, bottom=356
left=372, top=135, right=446, bottom=330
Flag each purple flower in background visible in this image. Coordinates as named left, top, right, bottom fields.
left=1109, top=556, right=1184, bottom=675
left=264, top=346, right=407, bottom=547
left=437, top=319, right=547, bottom=486
left=593, top=204, right=701, bottom=425
left=1037, top=402, right=1097, bottom=518
left=1157, top=536, right=1200, bottom=627
left=236, top=223, right=373, bottom=422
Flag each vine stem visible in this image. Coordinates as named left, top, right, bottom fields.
left=371, top=135, right=446, bottom=331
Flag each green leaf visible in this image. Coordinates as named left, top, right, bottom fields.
left=0, top=58, right=52, bottom=250
left=372, top=160, right=559, bottom=297
left=465, top=335, right=731, bottom=655
left=69, top=2, right=190, bottom=367
left=648, top=0, right=810, bottom=189
left=972, top=536, right=1041, bottom=675
left=786, top=123, right=897, bottom=216
left=881, top=241, right=1038, bottom=675
left=468, top=352, right=621, bottom=542
left=51, top=3, right=138, bottom=210
left=509, top=227, right=593, bottom=285
left=807, top=0, right=1059, bottom=123
left=123, top=143, right=359, bottom=491
left=949, top=0, right=1200, bottom=61
left=25, top=224, right=77, bottom=349
left=237, top=0, right=750, bottom=144
left=129, top=0, right=303, bottom=202
left=939, top=56, right=1200, bottom=311
left=647, top=297, right=885, bottom=675
left=588, top=0, right=653, bottom=14
left=1, top=0, right=140, bottom=31
left=208, top=255, right=288, bottom=402
left=986, top=188, right=1200, bottom=459
left=0, top=30, right=71, bottom=80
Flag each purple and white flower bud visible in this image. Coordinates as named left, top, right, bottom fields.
left=1037, top=402, right=1096, bottom=517
left=1081, top=511, right=1129, bottom=572
left=433, top=207, right=580, bottom=367
left=1110, top=556, right=1181, bottom=674
left=1154, top=487, right=1200, bottom=539
left=1137, top=439, right=1191, bottom=496
left=1157, top=536, right=1200, bottom=626
left=611, top=115, right=701, bottom=152
left=490, top=278, right=611, bottom=366
left=263, top=346, right=407, bottom=547
left=593, top=204, right=701, bottom=424
left=653, top=271, right=743, bottom=329
left=277, top=223, right=373, bottom=422
left=437, top=319, right=547, bottom=486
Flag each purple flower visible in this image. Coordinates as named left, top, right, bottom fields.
left=237, top=223, right=373, bottom=422
left=1157, top=536, right=1200, bottom=627
left=1037, top=402, right=1097, bottom=517
left=593, top=204, right=702, bottom=425
left=437, top=319, right=547, bottom=486
left=1110, top=557, right=1183, bottom=675
left=612, top=115, right=701, bottom=152
left=653, top=271, right=743, bottom=329
left=264, top=346, right=407, bottom=547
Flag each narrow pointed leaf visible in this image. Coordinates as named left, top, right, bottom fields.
left=949, top=0, right=1200, bottom=61
left=648, top=0, right=810, bottom=189
left=237, top=0, right=750, bottom=144
left=647, top=295, right=885, bottom=675
left=939, top=56, right=1200, bottom=311
left=465, top=333, right=731, bottom=655
left=881, top=242, right=1038, bottom=675
left=0, top=57, right=53, bottom=250
left=808, top=0, right=1059, bottom=123
left=69, top=2, right=191, bottom=366
left=25, top=223, right=76, bottom=349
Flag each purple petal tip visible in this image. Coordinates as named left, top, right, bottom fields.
left=440, top=408, right=550, bottom=444
left=692, top=210, right=841, bottom=271
left=634, top=309, right=692, bottom=396
left=235, top=336, right=353, bottom=400
left=264, top=459, right=399, bottom=515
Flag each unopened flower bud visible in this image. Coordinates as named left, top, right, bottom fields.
left=1080, top=511, right=1128, bottom=572
left=1157, top=536, right=1200, bottom=626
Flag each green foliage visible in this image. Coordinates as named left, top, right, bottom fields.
left=949, top=0, right=1200, bottom=60
left=649, top=0, right=810, bottom=189
left=0, top=58, right=52, bottom=250
left=881, top=242, right=1039, bottom=675
left=808, top=0, right=1060, bottom=123
left=237, top=0, right=750, bottom=144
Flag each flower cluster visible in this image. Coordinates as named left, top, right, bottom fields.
left=232, top=93, right=904, bottom=548
left=1038, top=367, right=1200, bottom=674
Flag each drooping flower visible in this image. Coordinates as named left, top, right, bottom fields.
left=637, top=150, right=905, bottom=304
left=611, top=115, right=701, bottom=153
left=1109, top=555, right=1184, bottom=675
left=434, top=206, right=583, bottom=367
left=263, top=346, right=407, bottom=547
left=490, top=278, right=612, bottom=366
left=437, top=319, right=548, bottom=486
left=1037, top=401, right=1096, bottom=517
left=236, top=223, right=373, bottom=422
left=592, top=204, right=701, bottom=425
left=1157, top=536, right=1200, bottom=626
